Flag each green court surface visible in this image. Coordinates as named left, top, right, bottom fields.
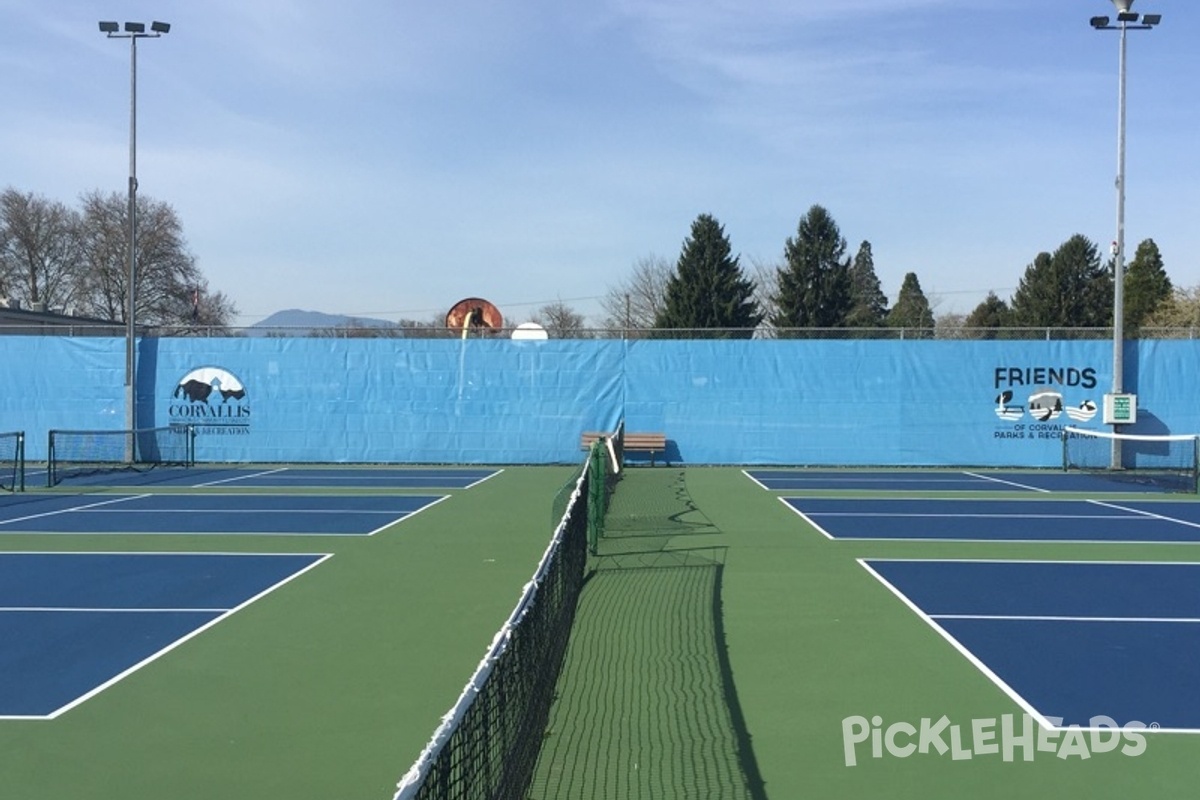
left=532, top=468, right=1200, bottom=799
left=0, top=467, right=571, bottom=799
left=3, top=466, right=1199, bottom=798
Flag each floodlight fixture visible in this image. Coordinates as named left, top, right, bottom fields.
left=1091, top=16, right=1111, bottom=28
left=150, top=21, right=170, bottom=34
left=1117, top=11, right=1139, bottom=22
left=124, top=22, right=145, bottom=33
left=1142, top=14, right=1161, bottom=25
left=99, top=21, right=119, bottom=33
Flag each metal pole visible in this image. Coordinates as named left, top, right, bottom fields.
left=126, top=34, right=138, bottom=461
left=1110, top=20, right=1128, bottom=469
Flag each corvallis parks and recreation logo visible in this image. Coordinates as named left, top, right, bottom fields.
left=992, top=365, right=1099, bottom=442
left=168, top=366, right=251, bottom=435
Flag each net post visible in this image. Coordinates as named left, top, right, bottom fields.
left=185, top=423, right=196, bottom=467
left=47, top=430, right=55, bottom=487
left=1193, top=436, right=1199, bottom=495
left=16, top=432, right=23, bottom=492
left=1061, top=427, right=1069, bottom=472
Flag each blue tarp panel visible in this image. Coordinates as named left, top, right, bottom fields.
left=2, top=335, right=1196, bottom=465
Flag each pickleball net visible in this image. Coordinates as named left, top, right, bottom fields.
left=0, top=431, right=24, bottom=492
left=47, top=424, right=196, bottom=487
left=1063, top=426, right=1200, bottom=493
left=393, top=443, right=599, bottom=800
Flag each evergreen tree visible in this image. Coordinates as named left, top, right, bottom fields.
left=846, top=240, right=888, bottom=329
left=771, top=205, right=852, bottom=336
left=654, top=213, right=761, bottom=339
left=1010, top=234, right=1111, bottom=330
left=963, top=291, right=1014, bottom=339
left=1123, top=238, right=1171, bottom=336
left=886, top=272, right=934, bottom=337
left=1010, top=250, right=1052, bottom=324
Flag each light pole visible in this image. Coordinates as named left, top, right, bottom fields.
left=99, top=20, right=169, bottom=458
left=1089, top=2, right=1159, bottom=468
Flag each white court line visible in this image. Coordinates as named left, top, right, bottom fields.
left=34, top=552, right=334, bottom=721
left=775, top=496, right=836, bottom=540
left=367, top=494, right=450, bottom=535
left=741, top=470, right=771, bottom=490
left=80, top=508, right=414, bottom=514
left=861, top=556, right=1200, bottom=565
left=962, top=471, right=1053, bottom=493
left=1087, top=499, right=1200, bottom=530
left=761, top=477, right=992, bottom=486
left=932, top=614, right=1200, bottom=624
left=800, top=511, right=1148, bottom=519
left=0, top=494, right=148, bottom=527
left=192, top=467, right=288, bottom=487
left=748, top=470, right=1051, bottom=491
left=0, top=606, right=229, bottom=614
left=460, top=469, right=503, bottom=489
left=769, top=477, right=987, bottom=484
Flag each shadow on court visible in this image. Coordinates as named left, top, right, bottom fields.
left=529, top=469, right=766, bottom=800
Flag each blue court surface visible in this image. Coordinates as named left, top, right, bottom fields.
left=0, top=493, right=446, bottom=535
left=746, top=468, right=1184, bottom=494
left=862, top=558, right=1200, bottom=731
left=0, top=551, right=328, bottom=718
left=782, top=497, right=1200, bottom=543
left=36, top=466, right=501, bottom=490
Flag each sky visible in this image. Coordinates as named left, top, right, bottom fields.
left=2, top=0, right=1198, bottom=328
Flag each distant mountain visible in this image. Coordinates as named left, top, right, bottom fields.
left=248, top=309, right=400, bottom=335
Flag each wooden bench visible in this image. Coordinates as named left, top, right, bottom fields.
left=580, top=431, right=668, bottom=466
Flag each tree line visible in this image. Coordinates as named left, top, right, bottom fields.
left=595, top=205, right=1180, bottom=339
left=8, top=183, right=1186, bottom=339
left=0, top=187, right=236, bottom=328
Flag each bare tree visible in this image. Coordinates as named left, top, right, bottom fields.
left=75, top=190, right=235, bottom=328
left=0, top=188, right=82, bottom=310
left=1142, top=285, right=1200, bottom=333
left=747, top=255, right=780, bottom=335
left=934, top=311, right=967, bottom=340
left=398, top=314, right=456, bottom=339
left=73, top=189, right=127, bottom=321
left=533, top=300, right=589, bottom=338
left=599, top=254, right=672, bottom=334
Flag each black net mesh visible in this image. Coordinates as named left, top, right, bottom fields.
left=47, top=425, right=195, bottom=486
left=0, top=431, right=23, bottom=492
left=395, top=458, right=592, bottom=800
